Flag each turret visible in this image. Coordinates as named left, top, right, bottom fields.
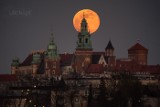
left=45, top=33, right=59, bottom=59
left=128, top=43, right=148, bottom=65
left=11, top=57, right=19, bottom=74
left=105, top=40, right=116, bottom=67
left=44, top=33, right=61, bottom=77
left=105, top=40, right=114, bottom=56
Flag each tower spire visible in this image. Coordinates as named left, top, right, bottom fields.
left=46, top=31, right=59, bottom=59
left=81, top=13, right=88, bottom=33
left=50, top=32, right=54, bottom=44
left=83, top=12, right=85, bottom=18
left=76, top=13, right=92, bottom=51
left=50, top=24, right=54, bottom=32
left=50, top=24, right=54, bottom=41
left=137, top=38, right=140, bottom=43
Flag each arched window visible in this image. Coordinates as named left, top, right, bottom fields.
left=85, top=38, right=88, bottom=43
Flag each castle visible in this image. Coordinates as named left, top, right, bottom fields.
left=2, top=13, right=160, bottom=107
left=11, top=16, right=160, bottom=78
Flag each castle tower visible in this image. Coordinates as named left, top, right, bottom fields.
left=76, top=15, right=92, bottom=51
left=11, top=57, right=20, bottom=74
left=105, top=40, right=114, bottom=56
left=128, top=43, right=148, bottom=65
left=75, top=15, right=92, bottom=73
left=105, top=40, right=116, bottom=67
left=44, top=33, right=61, bottom=77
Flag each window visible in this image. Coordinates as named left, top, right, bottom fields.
left=79, top=38, right=82, bottom=43
left=85, top=38, right=88, bottom=43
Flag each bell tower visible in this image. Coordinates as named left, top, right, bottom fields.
left=44, top=33, right=61, bottom=77
left=76, top=14, right=92, bottom=51
left=75, top=14, right=93, bottom=73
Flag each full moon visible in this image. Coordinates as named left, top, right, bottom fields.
left=73, top=9, right=100, bottom=34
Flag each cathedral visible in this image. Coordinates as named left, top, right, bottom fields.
left=11, top=16, right=160, bottom=78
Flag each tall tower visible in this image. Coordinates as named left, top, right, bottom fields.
left=105, top=40, right=116, bottom=67
left=75, top=15, right=92, bottom=73
left=76, top=15, right=92, bottom=51
left=105, top=40, right=114, bottom=56
left=44, top=33, right=61, bottom=77
left=128, top=43, right=148, bottom=65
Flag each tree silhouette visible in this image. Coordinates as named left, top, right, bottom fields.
left=88, top=84, right=93, bottom=107
left=112, top=73, right=143, bottom=107
left=98, top=77, right=107, bottom=107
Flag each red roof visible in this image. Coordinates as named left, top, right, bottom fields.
left=60, top=53, right=74, bottom=66
left=92, top=52, right=105, bottom=55
left=20, top=54, right=33, bottom=66
left=115, top=60, right=160, bottom=74
left=0, top=74, right=18, bottom=82
left=128, top=43, right=148, bottom=51
left=86, top=64, right=104, bottom=74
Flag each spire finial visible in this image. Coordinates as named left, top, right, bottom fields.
left=51, top=31, right=54, bottom=35
left=50, top=24, right=54, bottom=35
left=83, top=12, right=85, bottom=18
left=50, top=24, right=54, bottom=42
left=50, top=32, right=54, bottom=43
left=109, top=36, right=111, bottom=41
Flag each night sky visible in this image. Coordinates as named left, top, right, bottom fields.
left=0, top=0, right=160, bottom=74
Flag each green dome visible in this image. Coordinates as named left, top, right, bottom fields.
left=45, top=33, right=59, bottom=59
left=11, top=57, right=19, bottom=66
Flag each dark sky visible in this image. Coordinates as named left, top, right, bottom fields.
left=0, top=0, right=160, bottom=74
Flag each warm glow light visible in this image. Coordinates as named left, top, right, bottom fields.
left=29, top=100, right=32, bottom=103
left=73, top=9, right=100, bottom=34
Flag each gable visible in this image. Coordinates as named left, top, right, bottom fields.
left=98, top=55, right=107, bottom=65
